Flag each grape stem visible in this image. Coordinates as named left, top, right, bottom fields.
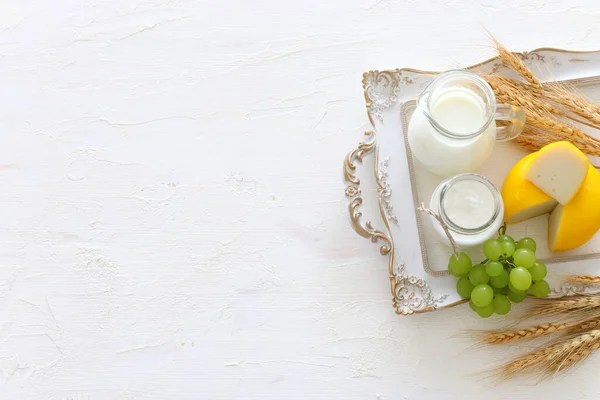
left=498, top=222, right=507, bottom=237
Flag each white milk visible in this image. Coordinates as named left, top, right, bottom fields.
left=407, top=87, right=496, bottom=176
left=431, top=88, right=486, bottom=134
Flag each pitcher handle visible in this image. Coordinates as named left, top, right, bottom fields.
left=495, top=104, right=525, bottom=142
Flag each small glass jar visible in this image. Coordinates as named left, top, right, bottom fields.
left=429, top=173, right=504, bottom=248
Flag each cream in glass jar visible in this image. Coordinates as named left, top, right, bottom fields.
left=407, top=70, right=525, bottom=177
left=429, top=174, right=504, bottom=248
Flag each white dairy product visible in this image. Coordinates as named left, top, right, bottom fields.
left=442, top=179, right=496, bottom=230
left=431, top=87, right=486, bottom=134
left=407, top=87, right=496, bottom=177
left=523, top=141, right=589, bottom=205
left=429, top=174, right=504, bottom=248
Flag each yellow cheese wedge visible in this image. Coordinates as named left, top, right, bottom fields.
left=502, top=152, right=558, bottom=224
left=549, top=164, right=600, bottom=252
left=524, top=141, right=589, bottom=205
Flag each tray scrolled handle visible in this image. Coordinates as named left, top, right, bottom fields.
left=344, top=131, right=392, bottom=255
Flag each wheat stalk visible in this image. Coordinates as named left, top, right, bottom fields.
left=486, top=40, right=600, bottom=157
left=477, top=276, right=600, bottom=380
left=498, top=329, right=600, bottom=379
left=484, top=75, right=600, bottom=155
left=565, top=275, right=600, bottom=285
left=486, top=75, right=563, bottom=117
left=500, top=94, right=600, bottom=152
left=505, top=79, right=600, bottom=124
left=525, top=109, right=597, bottom=146
left=543, top=82, right=600, bottom=126
left=516, top=126, right=572, bottom=152
left=492, top=38, right=541, bottom=88
left=525, top=295, right=600, bottom=318
left=518, top=126, right=600, bottom=159
left=519, top=113, right=600, bottom=156
left=490, top=76, right=600, bottom=129
left=567, top=318, right=600, bottom=335
left=479, top=317, right=600, bottom=345
left=550, top=331, right=600, bottom=374
left=480, top=322, right=571, bottom=344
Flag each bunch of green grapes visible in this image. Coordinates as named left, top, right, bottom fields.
left=448, top=233, right=549, bottom=318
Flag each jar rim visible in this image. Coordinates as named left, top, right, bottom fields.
left=438, top=173, right=501, bottom=235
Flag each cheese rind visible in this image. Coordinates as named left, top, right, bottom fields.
left=524, top=142, right=589, bottom=205
left=502, top=152, right=558, bottom=224
left=549, top=164, right=600, bottom=252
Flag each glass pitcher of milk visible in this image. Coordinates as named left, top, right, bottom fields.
left=407, top=70, right=525, bottom=176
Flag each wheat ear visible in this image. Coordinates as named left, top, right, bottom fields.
left=479, top=318, right=600, bottom=345
left=498, top=329, right=600, bottom=380
left=485, top=75, right=563, bottom=116
left=484, top=75, right=600, bottom=155
left=565, top=275, right=600, bottom=285
left=525, top=295, right=600, bottom=318
left=492, top=38, right=541, bottom=87
left=543, top=82, right=600, bottom=126
left=524, top=114, right=600, bottom=155
left=492, top=40, right=600, bottom=129
left=479, top=322, right=571, bottom=344
left=491, top=77, right=600, bottom=129
left=566, top=318, right=600, bottom=335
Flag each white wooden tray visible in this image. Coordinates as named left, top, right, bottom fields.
left=344, top=48, right=600, bottom=315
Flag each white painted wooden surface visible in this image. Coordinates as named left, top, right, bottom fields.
left=1, top=0, right=600, bottom=398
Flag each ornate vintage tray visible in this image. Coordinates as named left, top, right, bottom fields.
left=344, top=49, right=600, bottom=315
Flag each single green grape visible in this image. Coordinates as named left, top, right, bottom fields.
left=510, top=267, right=532, bottom=291
left=456, top=277, right=475, bottom=299
left=508, top=280, right=523, bottom=293
left=513, top=248, right=536, bottom=269
left=476, top=303, right=495, bottom=318
left=490, top=269, right=509, bottom=288
left=483, top=239, right=503, bottom=261
left=516, top=237, right=537, bottom=252
left=471, top=284, right=494, bottom=307
left=508, top=289, right=527, bottom=303
left=501, top=240, right=516, bottom=257
left=469, top=264, right=490, bottom=286
left=529, top=261, right=547, bottom=282
left=448, top=252, right=472, bottom=277
left=530, top=280, right=550, bottom=298
left=493, top=294, right=511, bottom=315
left=469, top=299, right=478, bottom=312
left=493, top=286, right=508, bottom=295
left=485, top=260, right=504, bottom=277
left=498, top=235, right=515, bottom=246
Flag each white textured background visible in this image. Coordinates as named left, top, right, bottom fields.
left=1, top=0, right=600, bottom=398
